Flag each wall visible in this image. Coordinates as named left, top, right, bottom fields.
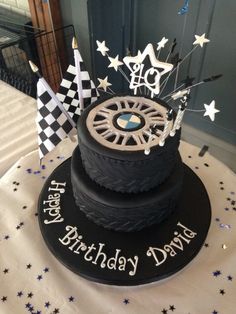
left=59, top=0, right=91, bottom=74
left=0, top=0, right=30, bottom=17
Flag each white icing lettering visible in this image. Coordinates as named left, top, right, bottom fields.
left=92, top=243, right=107, bottom=268
left=84, top=244, right=97, bottom=261
left=48, top=180, right=66, bottom=194
left=127, top=256, right=139, bottom=276
left=177, top=222, right=197, bottom=238
left=59, top=226, right=78, bottom=245
left=44, top=214, right=64, bottom=224
left=147, top=247, right=167, bottom=266
left=107, top=249, right=121, bottom=270
left=118, top=257, right=127, bottom=271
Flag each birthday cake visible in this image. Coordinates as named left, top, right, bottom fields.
left=71, top=95, right=183, bottom=232
left=35, top=33, right=219, bottom=284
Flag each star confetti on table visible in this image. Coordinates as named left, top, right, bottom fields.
left=193, top=33, right=210, bottom=47
left=43, top=267, right=49, bottom=273
left=227, top=275, right=233, bottom=281
left=53, top=308, right=60, bottom=314
left=213, top=270, right=221, bottom=277
left=108, top=55, right=123, bottom=71
left=3, top=268, right=9, bottom=274
left=157, top=37, right=169, bottom=50
left=37, top=275, right=43, bottom=281
left=97, top=76, right=112, bottom=92
left=219, top=289, right=225, bottom=295
left=26, top=264, right=32, bottom=269
left=45, top=301, right=51, bottom=308
left=27, top=292, right=33, bottom=298
left=212, top=310, right=218, bottom=314
left=17, top=291, right=23, bottom=297
left=96, top=40, right=109, bottom=56
left=161, top=309, right=168, bottom=314
left=68, top=296, right=74, bottom=302
left=123, top=298, right=130, bottom=305
left=204, top=100, right=220, bottom=121
left=1, top=296, right=7, bottom=302
left=169, top=305, right=176, bottom=311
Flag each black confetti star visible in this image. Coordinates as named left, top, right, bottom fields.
left=169, top=305, right=176, bottom=311
left=3, top=268, right=9, bottom=274
left=17, top=291, right=23, bottom=297
left=123, top=298, right=129, bottom=305
left=35, top=212, right=38, bottom=216
left=27, top=292, right=33, bottom=298
left=45, top=301, right=51, bottom=308
left=43, top=267, right=49, bottom=273
left=227, top=275, right=233, bottom=281
left=22, top=205, right=27, bottom=209
left=53, top=308, right=60, bottom=314
left=1, top=296, right=7, bottom=302
left=16, top=225, right=21, bottom=230
left=212, top=311, right=218, bottom=314
left=25, top=302, right=31, bottom=308
left=204, top=243, right=209, bottom=247
left=29, top=305, right=34, bottom=312
left=68, top=296, right=74, bottom=302
left=219, top=289, right=225, bottom=295
left=35, top=311, right=41, bottom=314
left=4, top=235, right=10, bottom=240
left=181, top=75, right=195, bottom=87
left=26, top=264, right=32, bottom=269
left=37, top=274, right=43, bottom=280
left=213, top=270, right=221, bottom=277
left=20, top=222, right=24, bottom=226
left=161, top=309, right=168, bottom=314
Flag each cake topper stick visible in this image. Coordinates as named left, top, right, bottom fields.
left=159, top=109, right=173, bottom=146
left=72, top=37, right=84, bottom=111
left=29, top=60, right=76, bottom=129
left=170, top=91, right=190, bottom=136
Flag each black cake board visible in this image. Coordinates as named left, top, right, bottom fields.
left=38, top=158, right=211, bottom=286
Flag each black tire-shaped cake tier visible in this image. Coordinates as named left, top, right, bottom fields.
left=71, top=146, right=184, bottom=232
left=77, top=95, right=181, bottom=193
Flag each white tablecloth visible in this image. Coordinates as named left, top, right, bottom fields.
left=0, top=80, right=38, bottom=177
left=0, top=139, right=236, bottom=314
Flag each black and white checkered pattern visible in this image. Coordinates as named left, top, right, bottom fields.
left=57, top=52, right=99, bottom=124
left=37, top=79, right=74, bottom=159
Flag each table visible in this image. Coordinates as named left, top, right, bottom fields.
left=0, top=80, right=38, bottom=177
left=0, top=138, right=235, bottom=314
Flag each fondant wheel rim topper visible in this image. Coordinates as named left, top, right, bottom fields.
left=86, top=96, right=173, bottom=151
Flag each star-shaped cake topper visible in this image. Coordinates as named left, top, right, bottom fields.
left=204, top=100, right=220, bottom=121
left=193, top=33, right=210, bottom=47
left=96, top=40, right=109, bottom=56
left=108, top=55, right=123, bottom=71
left=123, top=43, right=173, bottom=96
left=97, top=76, right=112, bottom=91
left=157, top=37, right=169, bottom=50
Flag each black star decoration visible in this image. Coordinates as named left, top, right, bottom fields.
left=227, top=275, right=233, bottom=281
left=43, top=267, right=49, bottom=273
left=25, top=302, right=31, bottom=308
left=68, top=296, right=74, bottom=302
left=181, top=75, right=195, bottom=87
left=17, top=291, right=23, bottom=297
left=219, top=289, right=225, bottom=295
left=37, top=274, right=43, bottom=280
left=212, top=311, right=218, bottom=314
left=169, top=305, right=176, bottom=311
left=27, top=292, right=33, bottom=298
left=26, top=264, right=32, bottom=269
left=213, top=270, right=221, bottom=277
left=204, top=243, right=209, bottom=247
left=123, top=299, right=129, bottom=305
left=3, top=268, right=9, bottom=274
left=161, top=309, right=168, bottom=314
left=1, top=296, right=7, bottom=302
left=45, top=301, right=51, bottom=308
left=53, top=308, right=60, bottom=314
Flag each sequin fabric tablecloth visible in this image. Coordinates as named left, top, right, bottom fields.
left=0, top=139, right=235, bottom=314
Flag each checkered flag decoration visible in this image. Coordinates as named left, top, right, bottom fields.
left=57, top=50, right=99, bottom=124
left=36, top=76, right=76, bottom=160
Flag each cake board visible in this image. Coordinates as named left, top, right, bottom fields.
left=38, top=157, right=211, bottom=286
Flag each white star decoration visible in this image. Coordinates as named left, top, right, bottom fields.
left=204, top=100, right=220, bottom=121
left=108, top=55, right=123, bottom=71
left=97, top=76, right=112, bottom=91
left=96, top=40, right=109, bottom=56
left=123, top=43, right=173, bottom=97
left=157, top=37, right=169, bottom=50
left=193, top=33, right=210, bottom=48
